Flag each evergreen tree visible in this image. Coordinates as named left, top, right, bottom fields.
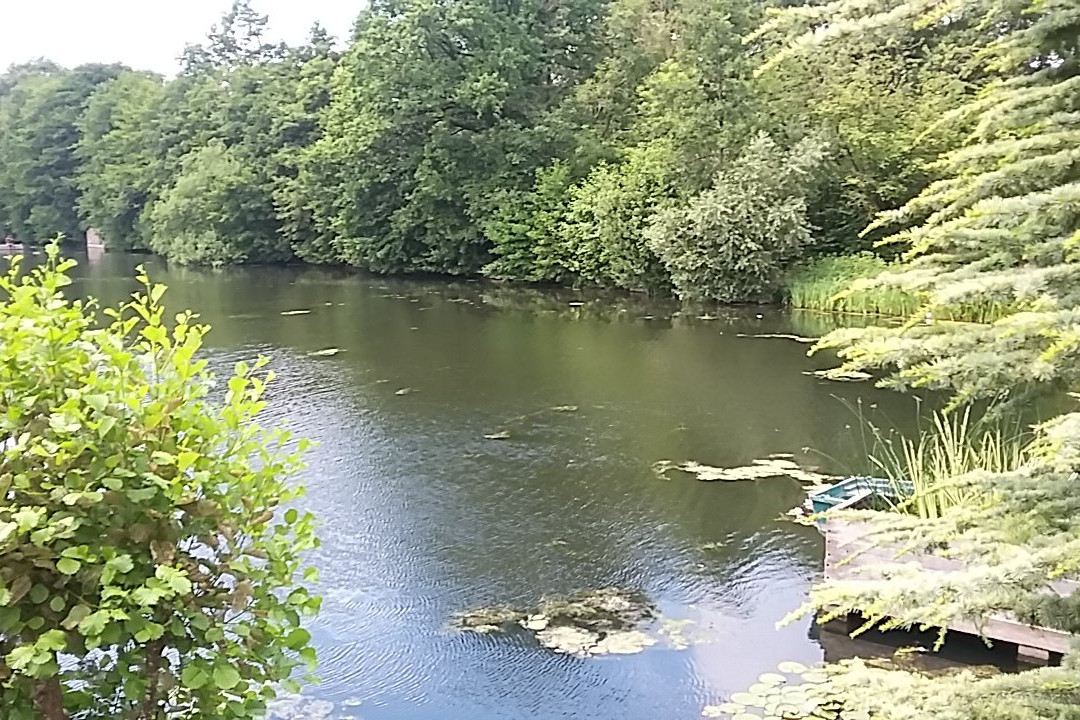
left=732, top=1, right=1080, bottom=717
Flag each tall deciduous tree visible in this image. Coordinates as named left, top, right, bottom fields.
left=0, top=64, right=122, bottom=242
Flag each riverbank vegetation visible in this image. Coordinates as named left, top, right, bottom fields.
left=0, top=247, right=319, bottom=719
left=0, top=0, right=966, bottom=304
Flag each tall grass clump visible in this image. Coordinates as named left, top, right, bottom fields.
left=787, top=253, right=1016, bottom=322
left=866, top=407, right=1028, bottom=520
left=786, top=252, right=922, bottom=317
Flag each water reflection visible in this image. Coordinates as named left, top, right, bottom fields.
left=54, top=252, right=928, bottom=719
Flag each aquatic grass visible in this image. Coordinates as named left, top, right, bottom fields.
left=786, top=253, right=1016, bottom=323
left=787, top=253, right=922, bottom=317
left=863, top=407, right=1029, bottom=520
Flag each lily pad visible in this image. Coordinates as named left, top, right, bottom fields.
left=703, top=703, right=742, bottom=716
left=758, top=673, right=787, bottom=686
left=535, top=625, right=599, bottom=656
left=777, top=661, right=809, bottom=674
left=522, top=614, right=549, bottom=631
left=452, top=605, right=525, bottom=630
left=729, top=692, right=762, bottom=706
left=593, top=630, right=657, bottom=655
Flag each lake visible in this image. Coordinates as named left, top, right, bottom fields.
left=66, top=250, right=920, bottom=720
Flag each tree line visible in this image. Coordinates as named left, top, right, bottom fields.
left=0, top=0, right=974, bottom=303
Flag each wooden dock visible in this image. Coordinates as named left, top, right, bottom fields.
left=824, top=518, right=1078, bottom=663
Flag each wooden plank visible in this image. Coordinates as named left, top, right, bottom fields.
left=823, top=518, right=1078, bottom=654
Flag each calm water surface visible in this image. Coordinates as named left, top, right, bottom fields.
left=67, top=251, right=920, bottom=720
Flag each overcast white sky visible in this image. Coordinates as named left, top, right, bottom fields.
left=0, top=1, right=361, bottom=75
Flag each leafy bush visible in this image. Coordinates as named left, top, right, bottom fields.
left=146, top=141, right=290, bottom=266
left=646, top=133, right=826, bottom=303
left=0, top=247, right=319, bottom=719
left=562, top=142, right=678, bottom=292
left=481, top=161, right=576, bottom=283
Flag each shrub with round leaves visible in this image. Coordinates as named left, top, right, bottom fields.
left=0, top=246, right=319, bottom=719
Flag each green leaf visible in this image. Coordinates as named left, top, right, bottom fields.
left=29, top=584, right=49, bottom=604
left=284, top=508, right=298, bottom=524
left=77, top=610, right=109, bottom=637
left=125, top=487, right=158, bottom=502
left=0, top=521, right=18, bottom=544
left=97, top=415, right=117, bottom=437
left=213, top=663, right=241, bottom=690
left=48, top=596, right=65, bottom=613
left=83, top=394, right=108, bottom=412
left=181, top=665, right=210, bottom=690
left=151, top=450, right=176, bottom=465
left=284, top=627, right=311, bottom=650
left=37, top=630, right=66, bottom=651
left=13, top=507, right=42, bottom=531
left=177, top=450, right=199, bottom=472
left=57, top=558, right=81, bottom=575
left=62, top=604, right=91, bottom=630
left=155, top=565, right=193, bottom=596
left=7, top=645, right=36, bottom=671
left=107, top=554, right=134, bottom=575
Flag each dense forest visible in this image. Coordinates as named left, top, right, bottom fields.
left=0, top=0, right=976, bottom=303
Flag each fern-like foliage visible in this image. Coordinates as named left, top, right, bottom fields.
left=743, top=2, right=1080, bottom=719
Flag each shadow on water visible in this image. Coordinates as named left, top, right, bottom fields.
left=47, top=252, right=949, bottom=719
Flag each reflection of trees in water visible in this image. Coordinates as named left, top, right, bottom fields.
left=786, top=309, right=899, bottom=339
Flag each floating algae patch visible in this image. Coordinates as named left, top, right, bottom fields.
left=804, top=368, right=873, bottom=382
left=452, top=604, right=525, bottom=634
left=736, top=332, right=818, bottom=343
left=654, top=456, right=839, bottom=485
left=453, top=588, right=692, bottom=658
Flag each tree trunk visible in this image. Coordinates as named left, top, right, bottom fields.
left=32, top=678, right=68, bottom=720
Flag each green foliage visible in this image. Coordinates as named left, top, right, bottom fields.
left=787, top=253, right=923, bottom=317
left=772, top=0, right=1080, bottom=404
left=647, top=134, right=825, bottom=303
left=147, top=141, right=285, bottom=266
left=294, top=0, right=608, bottom=275
left=865, top=408, right=1028, bottom=519
left=0, top=64, right=123, bottom=241
left=713, top=657, right=1080, bottom=720
left=0, top=0, right=1026, bottom=299
left=76, top=71, right=165, bottom=250
left=482, top=161, right=577, bottom=283
left=717, top=0, right=1080, bottom=717
left=562, top=143, right=678, bottom=291
left=0, top=246, right=319, bottom=718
